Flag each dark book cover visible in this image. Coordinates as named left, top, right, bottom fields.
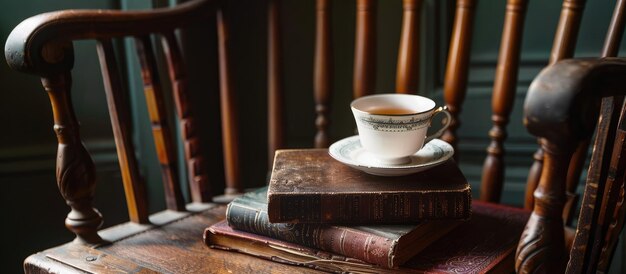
left=267, top=149, right=471, bottom=224
left=226, top=187, right=461, bottom=268
left=210, top=200, right=530, bottom=273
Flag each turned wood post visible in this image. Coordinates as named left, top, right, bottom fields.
left=314, top=0, right=333, bottom=148
left=480, top=0, right=528, bottom=203
left=516, top=139, right=570, bottom=273
left=441, top=0, right=477, bottom=155
left=43, top=72, right=104, bottom=245
left=353, top=0, right=376, bottom=99
left=395, top=0, right=422, bottom=94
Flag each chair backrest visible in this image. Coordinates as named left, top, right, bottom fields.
left=4, top=0, right=626, bottom=273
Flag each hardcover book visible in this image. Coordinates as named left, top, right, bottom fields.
left=267, top=149, right=471, bottom=224
left=207, top=201, right=531, bottom=273
left=204, top=220, right=416, bottom=274
left=226, top=187, right=461, bottom=268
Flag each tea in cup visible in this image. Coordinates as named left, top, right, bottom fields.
left=351, top=93, right=451, bottom=165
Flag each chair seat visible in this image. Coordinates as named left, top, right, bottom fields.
left=24, top=204, right=320, bottom=273
left=25, top=200, right=533, bottom=273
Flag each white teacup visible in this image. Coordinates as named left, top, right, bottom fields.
left=351, top=93, right=451, bottom=165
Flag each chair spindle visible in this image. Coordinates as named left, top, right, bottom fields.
left=269, top=0, right=286, bottom=158
left=354, top=0, right=376, bottom=99
left=97, top=39, right=149, bottom=224
left=442, top=0, right=477, bottom=155
left=396, top=0, right=422, bottom=94
left=135, top=36, right=186, bottom=211
left=314, top=0, right=333, bottom=148
left=161, top=33, right=212, bottom=203
left=480, top=0, right=529, bottom=203
left=217, top=7, right=243, bottom=195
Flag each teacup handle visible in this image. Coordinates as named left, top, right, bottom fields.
left=425, top=106, right=452, bottom=144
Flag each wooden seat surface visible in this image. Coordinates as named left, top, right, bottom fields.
left=25, top=204, right=322, bottom=274
left=26, top=200, right=537, bottom=273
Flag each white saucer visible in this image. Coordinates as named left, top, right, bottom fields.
left=328, top=135, right=454, bottom=176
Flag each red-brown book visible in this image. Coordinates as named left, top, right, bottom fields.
left=204, top=220, right=416, bottom=274
left=226, top=187, right=461, bottom=268
left=267, top=149, right=471, bottom=224
left=207, top=201, right=531, bottom=273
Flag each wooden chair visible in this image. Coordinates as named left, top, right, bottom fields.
left=5, top=0, right=626, bottom=273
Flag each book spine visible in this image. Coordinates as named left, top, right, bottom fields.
left=268, top=190, right=471, bottom=223
left=226, top=202, right=396, bottom=268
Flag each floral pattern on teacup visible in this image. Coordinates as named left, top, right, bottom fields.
left=358, top=116, right=431, bottom=132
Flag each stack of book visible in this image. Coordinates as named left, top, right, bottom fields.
left=204, top=149, right=529, bottom=273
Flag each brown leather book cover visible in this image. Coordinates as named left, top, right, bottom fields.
left=207, top=201, right=530, bottom=273
left=204, top=220, right=418, bottom=274
left=226, top=187, right=461, bottom=268
left=267, top=149, right=471, bottom=224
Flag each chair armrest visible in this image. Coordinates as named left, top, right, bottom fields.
left=4, top=0, right=214, bottom=76
left=524, top=57, right=626, bottom=143
left=517, top=57, right=626, bottom=272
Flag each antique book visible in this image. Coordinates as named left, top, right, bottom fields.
left=267, top=149, right=471, bottom=224
left=204, top=220, right=417, bottom=274
left=226, top=187, right=461, bottom=268
left=209, top=201, right=531, bottom=273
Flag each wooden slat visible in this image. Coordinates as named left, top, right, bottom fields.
left=395, top=0, right=422, bottom=94
left=596, top=103, right=626, bottom=272
left=524, top=0, right=587, bottom=215
left=97, top=39, right=150, bottom=224
left=217, top=6, right=242, bottom=195
left=567, top=96, right=623, bottom=273
left=268, top=0, right=286, bottom=161
left=41, top=73, right=104, bottom=245
left=314, top=0, right=333, bottom=148
left=135, top=36, right=186, bottom=211
left=353, top=0, right=376, bottom=99
left=441, top=0, right=477, bottom=156
left=161, top=33, right=212, bottom=203
left=480, top=0, right=529, bottom=203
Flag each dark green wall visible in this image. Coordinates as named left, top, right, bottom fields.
left=1, top=0, right=626, bottom=273
left=0, top=1, right=129, bottom=273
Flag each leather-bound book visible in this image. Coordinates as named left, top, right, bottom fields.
left=208, top=201, right=530, bottom=273
left=267, top=149, right=471, bottom=224
left=226, top=187, right=461, bottom=268
left=204, top=220, right=416, bottom=274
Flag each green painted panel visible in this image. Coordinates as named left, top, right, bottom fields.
left=0, top=1, right=123, bottom=272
